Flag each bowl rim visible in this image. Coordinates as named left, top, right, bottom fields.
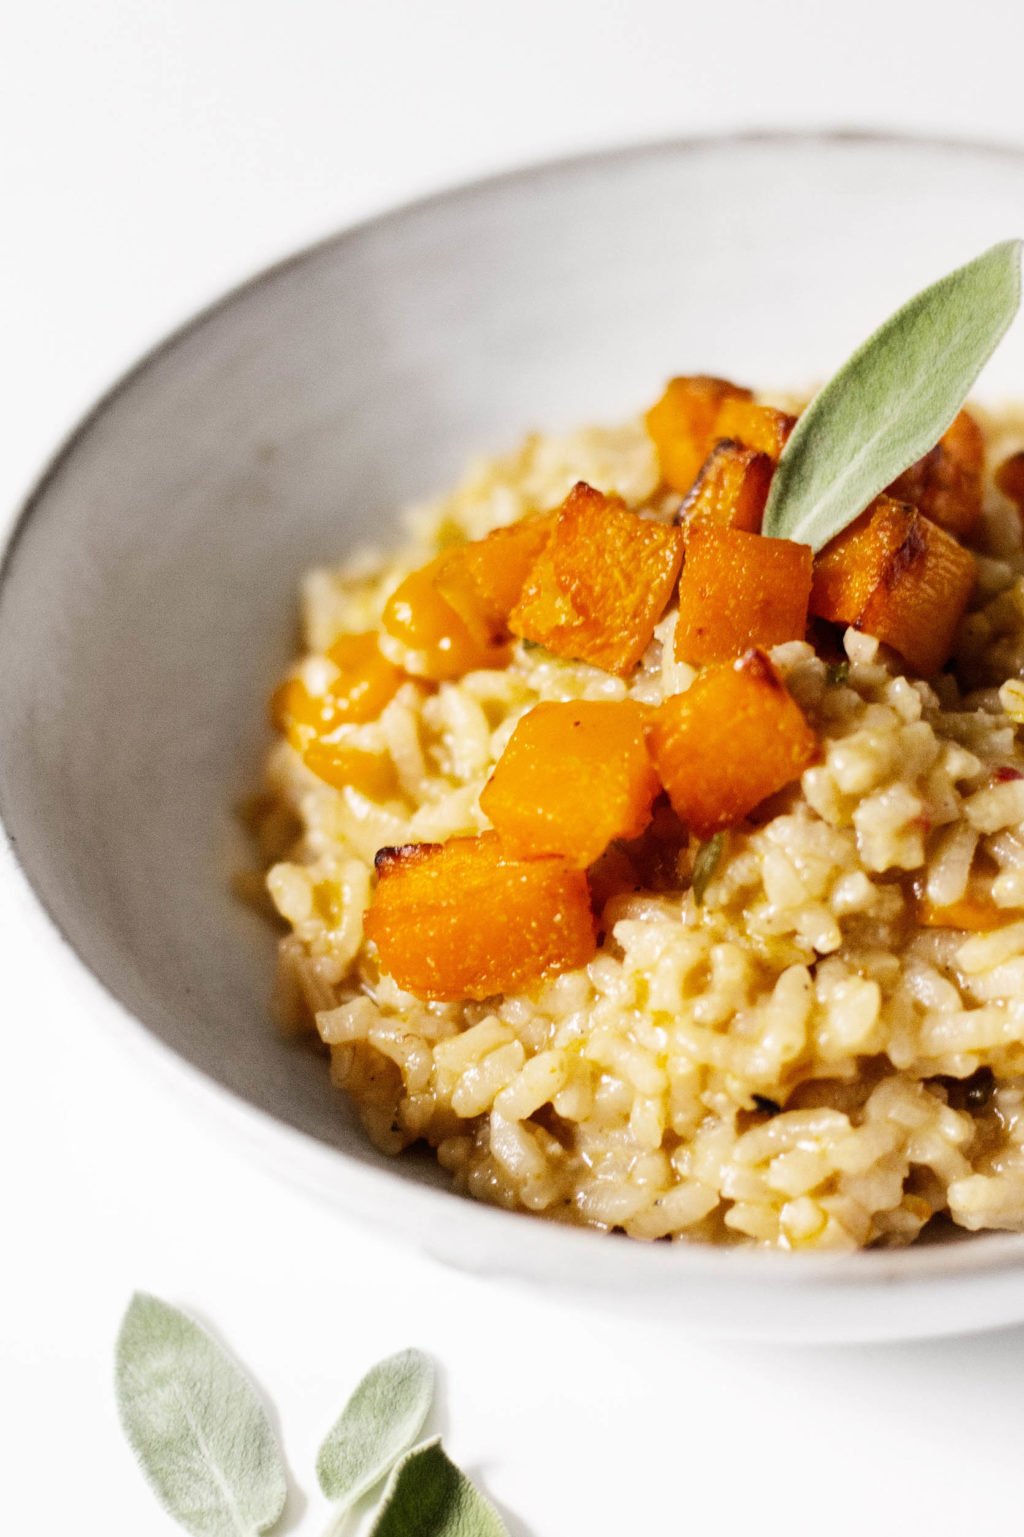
left=5, top=125, right=1024, bottom=1305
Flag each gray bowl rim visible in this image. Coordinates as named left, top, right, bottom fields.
left=4, top=125, right=1024, bottom=1296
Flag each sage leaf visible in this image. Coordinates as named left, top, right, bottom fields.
left=316, top=1348, right=434, bottom=1509
left=762, top=239, right=1022, bottom=550
left=115, top=1293, right=288, bottom=1537
left=692, top=832, right=725, bottom=904
left=367, top=1439, right=509, bottom=1537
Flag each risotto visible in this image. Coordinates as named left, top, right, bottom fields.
left=249, top=379, right=1024, bottom=1252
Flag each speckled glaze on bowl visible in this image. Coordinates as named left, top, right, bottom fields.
left=4, top=132, right=1024, bottom=1341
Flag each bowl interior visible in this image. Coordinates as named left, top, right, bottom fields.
left=5, top=134, right=1024, bottom=1328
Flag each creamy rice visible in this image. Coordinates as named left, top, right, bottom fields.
left=250, top=406, right=1024, bottom=1251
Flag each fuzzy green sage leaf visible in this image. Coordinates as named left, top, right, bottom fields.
left=762, top=239, right=1022, bottom=551
left=692, top=833, right=725, bottom=905
left=115, top=1293, right=288, bottom=1537
left=367, top=1439, right=508, bottom=1537
left=316, top=1347, right=434, bottom=1510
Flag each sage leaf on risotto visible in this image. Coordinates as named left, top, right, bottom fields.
left=691, top=832, right=725, bottom=904
left=367, top=1439, right=509, bottom=1537
left=316, top=1348, right=434, bottom=1510
left=763, top=239, right=1021, bottom=550
left=115, top=1293, right=288, bottom=1537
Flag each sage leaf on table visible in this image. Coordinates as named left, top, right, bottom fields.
left=115, top=1293, right=288, bottom=1537
left=762, top=239, right=1022, bottom=551
left=367, top=1439, right=509, bottom=1537
left=316, top=1347, right=434, bottom=1510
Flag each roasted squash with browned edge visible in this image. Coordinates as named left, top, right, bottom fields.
left=810, top=496, right=975, bottom=676
left=888, top=410, right=985, bottom=540
left=645, top=376, right=753, bottom=494
left=364, top=833, right=597, bottom=1000
left=713, top=398, right=796, bottom=461
left=678, top=439, right=774, bottom=537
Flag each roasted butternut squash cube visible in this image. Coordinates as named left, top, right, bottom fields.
left=325, top=633, right=406, bottom=718
left=810, top=496, right=975, bottom=676
left=648, top=650, right=818, bottom=838
left=713, top=398, right=796, bottom=461
left=270, top=633, right=404, bottom=745
left=509, top=482, right=684, bottom=675
left=678, top=439, right=774, bottom=536
left=674, top=523, right=812, bottom=664
left=995, top=449, right=1024, bottom=512
left=434, top=516, right=555, bottom=645
left=507, top=539, right=574, bottom=647
left=364, top=833, right=597, bottom=1000
left=888, top=410, right=985, bottom=540
left=645, top=376, right=753, bottom=493
left=480, top=700, right=660, bottom=866
left=382, top=555, right=508, bottom=680
left=303, top=742, right=397, bottom=798
left=270, top=677, right=338, bottom=746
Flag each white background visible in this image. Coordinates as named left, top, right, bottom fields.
left=6, top=3, right=1024, bottom=1533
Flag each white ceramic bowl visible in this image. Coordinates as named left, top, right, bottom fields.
left=4, top=132, right=1024, bottom=1342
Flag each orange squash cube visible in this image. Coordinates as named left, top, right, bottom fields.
left=674, top=524, right=813, bottom=664
left=382, top=555, right=508, bottom=680
left=509, top=482, right=684, bottom=675
left=713, top=398, right=796, bottom=461
left=810, top=496, right=975, bottom=676
left=433, top=516, right=555, bottom=646
left=325, top=633, right=406, bottom=717
left=480, top=700, right=660, bottom=866
left=648, top=651, right=818, bottom=838
left=270, top=633, right=404, bottom=745
left=506, top=538, right=574, bottom=646
left=270, top=677, right=338, bottom=746
left=303, top=742, right=397, bottom=798
left=364, top=833, right=597, bottom=1001
left=678, top=439, right=774, bottom=536
left=645, top=376, right=753, bottom=493
left=888, top=410, right=985, bottom=540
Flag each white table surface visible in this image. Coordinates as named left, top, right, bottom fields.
left=6, top=3, right=1024, bottom=1532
